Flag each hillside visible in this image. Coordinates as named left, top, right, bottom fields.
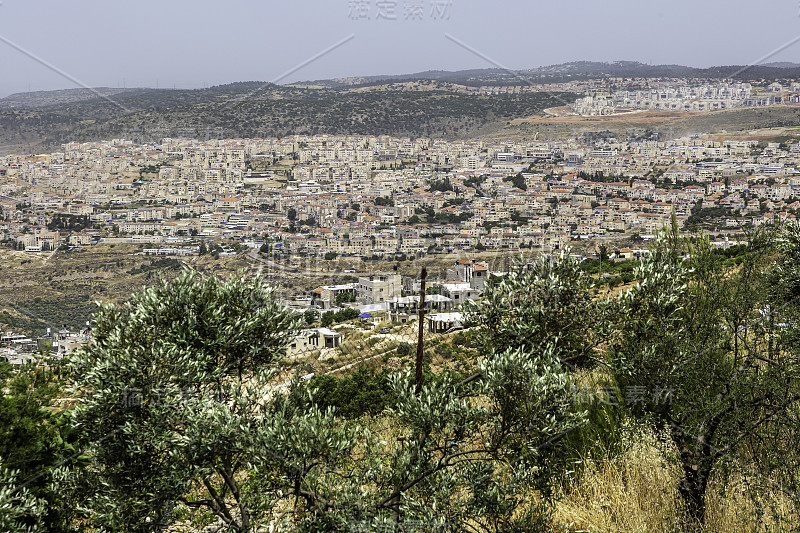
left=0, top=83, right=573, bottom=154
left=483, top=104, right=800, bottom=142
left=295, top=60, right=800, bottom=87
left=0, top=244, right=254, bottom=336
left=0, top=87, right=155, bottom=110
left=5, top=60, right=800, bottom=154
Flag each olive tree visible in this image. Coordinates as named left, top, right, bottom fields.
left=381, top=345, right=584, bottom=532
left=266, top=345, right=584, bottom=533
left=609, top=219, right=800, bottom=526
left=463, top=250, right=613, bottom=368
left=66, top=271, right=304, bottom=531
left=65, top=269, right=588, bottom=532
left=0, top=461, right=45, bottom=533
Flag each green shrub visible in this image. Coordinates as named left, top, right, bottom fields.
left=307, top=366, right=395, bottom=418
left=396, top=342, right=414, bottom=357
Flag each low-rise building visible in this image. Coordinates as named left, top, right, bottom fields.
left=287, top=327, right=343, bottom=358
left=357, top=274, right=401, bottom=304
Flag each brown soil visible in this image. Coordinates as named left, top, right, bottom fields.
left=511, top=109, right=688, bottom=126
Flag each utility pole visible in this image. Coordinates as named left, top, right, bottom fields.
left=415, top=266, right=427, bottom=395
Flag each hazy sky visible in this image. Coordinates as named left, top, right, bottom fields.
left=1, top=0, right=800, bottom=98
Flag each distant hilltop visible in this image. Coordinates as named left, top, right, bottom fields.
left=0, top=87, right=154, bottom=109
left=4, top=60, right=800, bottom=154
left=292, top=61, right=800, bottom=89
left=6, top=60, right=800, bottom=107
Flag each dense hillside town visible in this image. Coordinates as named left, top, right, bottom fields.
left=2, top=131, right=798, bottom=259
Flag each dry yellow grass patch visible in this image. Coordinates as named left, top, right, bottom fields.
left=554, top=424, right=683, bottom=532
left=553, top=423, right=796, bottom=532
left=703, top=472, right=796, bottom=533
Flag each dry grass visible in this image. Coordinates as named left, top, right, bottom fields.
left=703, top=472, right=796, bottom=533
left=554, top=423, right=684, bottom=532
left=510, top=109, right=687, bottom=126
left=553, top=423, right=796, bottom=532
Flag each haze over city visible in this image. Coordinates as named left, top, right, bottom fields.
left=2, top=0, right=800, bottom=98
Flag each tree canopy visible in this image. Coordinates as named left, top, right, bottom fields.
left=609, top=218, right=800, bottom=525
left=5, top=221, right=800, bottom=531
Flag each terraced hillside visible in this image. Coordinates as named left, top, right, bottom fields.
left=0, top=244, right=253, bottom=336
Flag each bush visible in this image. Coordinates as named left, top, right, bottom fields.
left=304, top=309, right=319, bottom=325
left=320, top=311, right=335, bottom=327
left=335, top=291, right=356, bottom=306
left=320, top=307, right=360, bottom=327
left=340, top=308, right=360, bottom=321
left=451, top=332, right=473, bottom=348
left=396, top=342, right=414, bottom=357
left=307, top=366, right=395, bottom=418
left=557, top=377, right=629, bottom=476
left=432, top=342, right=453, bottom=360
